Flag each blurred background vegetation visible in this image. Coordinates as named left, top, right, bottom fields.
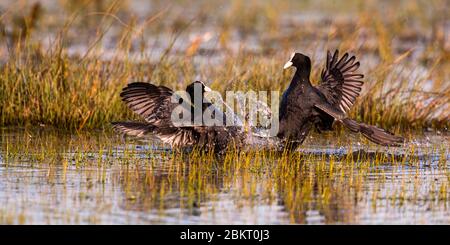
left=0, top=0, right=448, bottom=131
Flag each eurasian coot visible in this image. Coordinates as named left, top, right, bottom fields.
left=112, top=81, right=245, bottom=152
left=278, top=50, right=404, bottom=150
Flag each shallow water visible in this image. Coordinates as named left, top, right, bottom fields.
left=0, top=127, right=448, bottom=224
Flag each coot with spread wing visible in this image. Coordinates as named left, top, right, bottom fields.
left=278, top=50, right=404, bottom=150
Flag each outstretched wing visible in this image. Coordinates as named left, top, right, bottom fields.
left=111, top=121, right=155, bottom=137
left=152, top=126, right=218, bottom=148
left=120, top=82, right=177, bottom=127
left=153, top=126, right=200, bottom=148
left=111, top=122, right=201, bottom=148
left=317, top=50, right=364, bottom=114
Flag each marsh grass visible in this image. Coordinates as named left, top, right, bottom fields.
left=0, top=0, right=448, bottom=132
left=1, top=128, right=448, bottom=224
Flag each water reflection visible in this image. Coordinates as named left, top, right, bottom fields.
left=0, top=128, right=448, bottom=224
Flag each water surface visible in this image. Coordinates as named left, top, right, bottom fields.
left=0, top=127, right=448, bottom=224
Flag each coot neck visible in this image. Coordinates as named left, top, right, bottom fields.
left=290, top=68, right=311, bottom=88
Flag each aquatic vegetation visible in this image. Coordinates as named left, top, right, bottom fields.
left=0, top=128, right=448, bottom=224
left=0, top=0, right=448, bottom=131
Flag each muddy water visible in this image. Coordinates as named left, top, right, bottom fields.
left=0, top=127, right=449, bottom=224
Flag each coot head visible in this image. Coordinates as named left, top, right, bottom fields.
left=283, top=52, right=311, bottom=71
left=185, top=81, right=212, bottom=100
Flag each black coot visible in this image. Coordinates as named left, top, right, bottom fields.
left=278, top=50, right=404, bottom=150
left=112, top=81, right=244, bottom=152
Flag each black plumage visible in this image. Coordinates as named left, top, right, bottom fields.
left=112, top=81, right=244, bottom=152
left=278, top=50, right=404, bottom=150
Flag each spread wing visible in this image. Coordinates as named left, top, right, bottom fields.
left=317, top=50, right=364, bottom=114
left=153, top=126, right=200, bottom=148
left=111, top=121, right=155, bottom=137
left=153, top=126, right=235, bottom=148
left=120, top=82, right=177, bottom=127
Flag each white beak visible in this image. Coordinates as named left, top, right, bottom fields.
left=204, top=86, right=212, bottom=92
left=283, top=61, right=293, bottom=69
left=199, top=81, right=212, bottom=92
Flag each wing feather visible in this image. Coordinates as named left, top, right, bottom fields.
left=317, top=50, right=364, bottom=114
left=120, top=82, right=177, bottom=126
